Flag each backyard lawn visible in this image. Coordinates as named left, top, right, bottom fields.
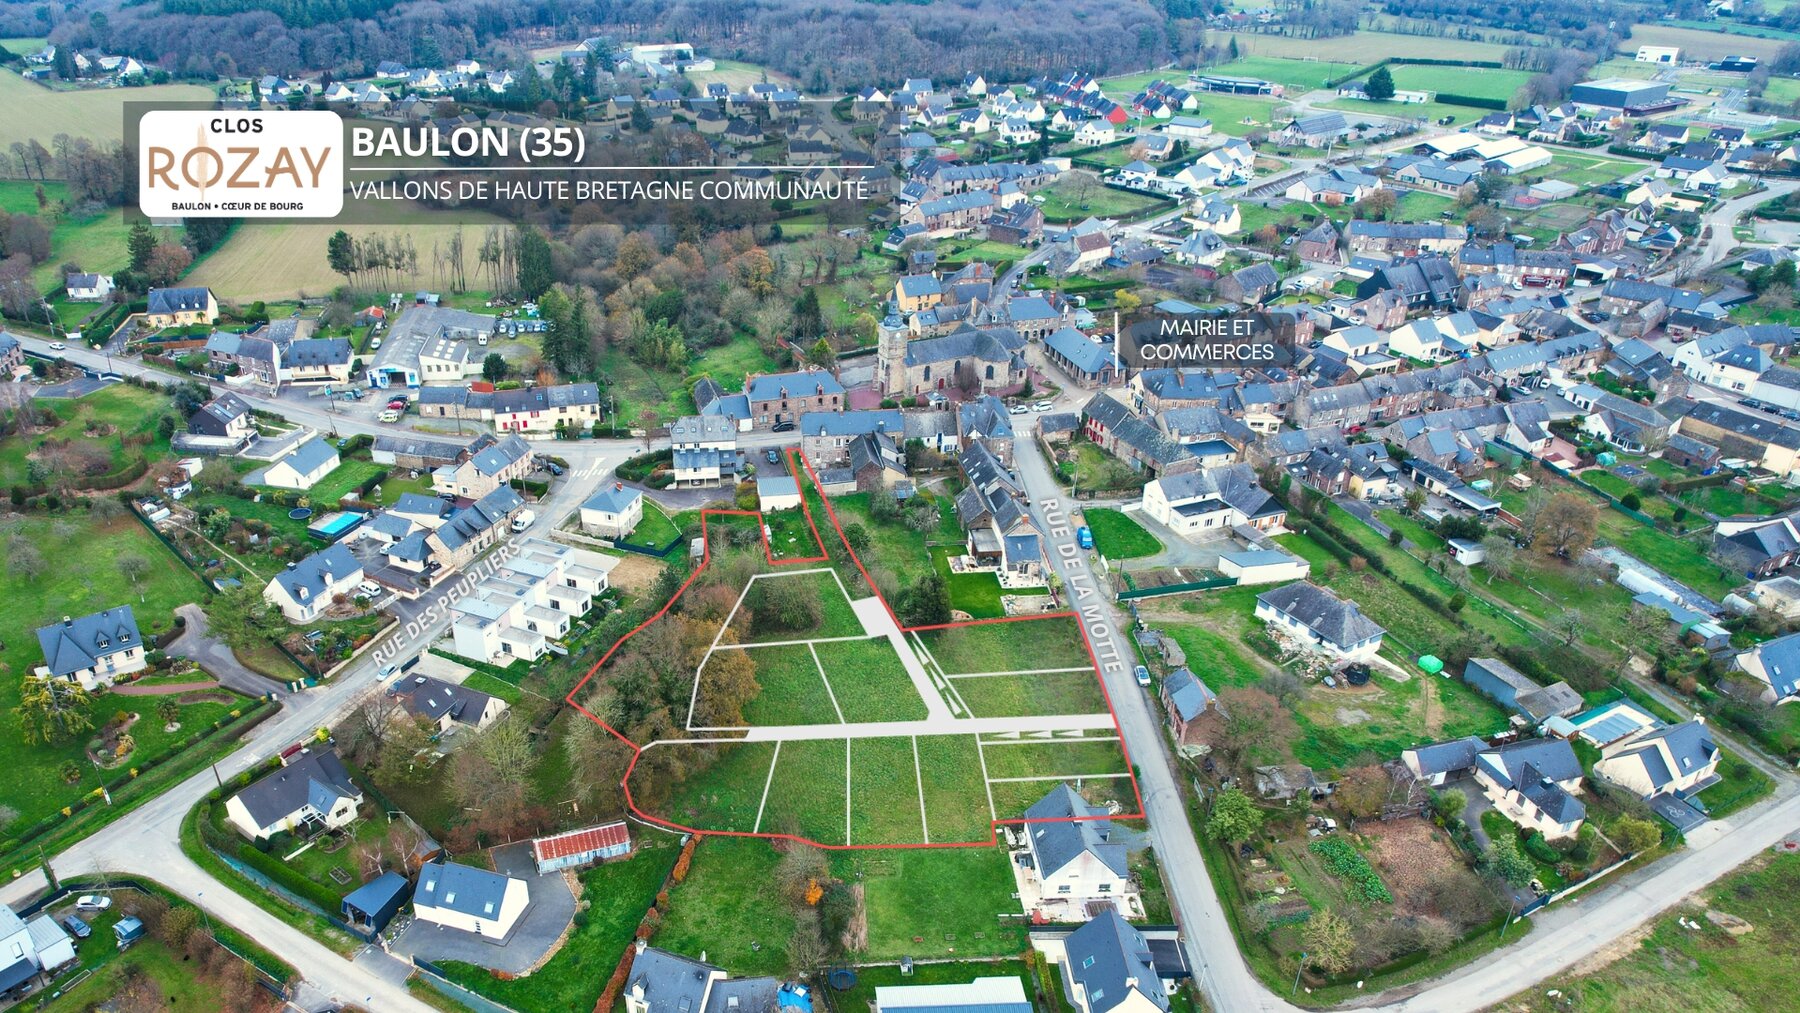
left=1034, top=176, right=1172, bottom=223
left=929, top=545, right=1046, bottom=619
left=0, top=383, right=174, bottom=489
left=624, top=499, right=684, bottom=548
left=656, top=837, right=798, bottom=976
left=1080, top=507, right=1164, bottom=559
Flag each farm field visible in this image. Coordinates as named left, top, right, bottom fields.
left=0, top=70, right=214, bottom=151
left=185, top=212, right=506, bottom=302
left=1217, top=30, right=1523, bottom=63
left=1625, top=24, right=1793, bottom=62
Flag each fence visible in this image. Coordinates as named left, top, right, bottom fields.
left=1538, top=459, right=1657, bottom=527
left=412, top=959, right=525, bottom=1013
left=1116, top=575, right=1238, bottom=600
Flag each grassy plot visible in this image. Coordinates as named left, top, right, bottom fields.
left=1219, top=29, right=1523, bottom=63
left=442, top=835, right=680, bottom=1011
left=0, top=382, right=173, bottom=487
left=185, top=213, right=508, bottom=302
left=0, top=69, right=215, bottom=151
left=739, top=569, right=865, bottom=642
left=757, top=737, right=849, bottom=844
left=1034, top=175, right=1171, bottom=223
left=649, top=741, right=778, bottom=833
left=916, top=734, right=996, bottom=841
left=1081, top=507, right=1164, bottom=559
left=1214, top=56, right=1362, bottom=93
left=978, top=737, right=1131, bottom=779
left=655, top=837, right=796, bottom=977
left=702, top=643, right=839, bottom=726
left=929, top=545, right=1045, bottom=620
left=849, top=737, right=927, bottom=843
left=951, top=670, right=1111, bottom=718
left=813, top=637, right=929, bottom=722
left=591, top=336, right=782, bottom=423
left=841, top=846, right=1028, bottom=959
left=989, top=774, right=1133, bottom=819
left=917, top=617, right=1094, bottom=674
left=1385, top=65, right=1533, bottom=103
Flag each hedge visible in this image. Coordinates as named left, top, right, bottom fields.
left=617, top=449, right=672, bottom=482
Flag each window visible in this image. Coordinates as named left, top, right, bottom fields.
left=1082, top=956, right=1095, bottom=969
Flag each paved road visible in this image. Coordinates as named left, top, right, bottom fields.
left=167, top=603, right=290, bottom=698
left=1651, top=178, right=1800, bottom=283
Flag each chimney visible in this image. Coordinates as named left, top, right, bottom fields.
left=63, top=616, right=72, bottom=627
left=616, top=482, right=624, bottom=491
left=635, top=938, right=648, bottom=955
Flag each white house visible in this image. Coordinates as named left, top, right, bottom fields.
left=224, top=749, right=362, bottom=840
left=263, top=543, right=364, bottom=623
left=34, top=606, right=147, bottom=691
left=1729, top=630, right=1800, bottom=705
left=0, top=904, right=76, bottom=993
left=263, top=437, right=340, bottom=491
left=450, top=539, right=614, bottom=664
left=671, top=415, right=739, bottom=487
left=1472, top=738, right=1587, bottom=839
left=1253, top=582, right=1385, bottom=662
left=1034, top=909, right=1172, bottom=1013
left=1017, top=784, right=1137, bottom=918
left=1141, top=465, right=1286, bottom=539
left=1593, top=720, right=1721, bottom=801
left=1184, top=196, right=1240, bottom=235
left=413, top=860, right=531, bottom=940
left=579, top=483, right=646, bottom=539
left=64, top=272, right=115, bottom=302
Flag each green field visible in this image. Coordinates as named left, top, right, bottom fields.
left=978, top=737, right=1131, bottom=779
left=1192, top=93, right=1289, bottom=136
left=1213, top=56, right=1362, bottom=94
left=1218, top=29, right=1525, bottom=63
left=739, top=568, right=864, bottom=641
left=928, top=545, right=1045, bottom=619
left=915, top=617, right=1093, bottom=674
left=1544, top=153, right=1643, bottom=187
left=657, top=740, right=780, bottom=832
left=0, top=69, right=215, bottom=152
left=950, top=668, right=1111, bottom=718
left=1384, top=65, right=1534, bottom=104
left=1035, top=175, right=1171, bottom=223
left=654, top=837, right=798, bottom=976
left=1081, top=507, right=1164, bottom=559
left=0, top=383, right=172, bottom=488
left=23, top=196, right=135, bottom=293
left=915, top=733, right=995, bottom=840
left=756, top=737, right=850, bottom=843
left=702, top=642, right=839, bottom=726
left=812, top=637, right=930, bottom=722
left=591, top=335, right=782, bottom=424
left=849, top=736, right=927, bottom=842
left=845, top=846, right=1028, bottom=959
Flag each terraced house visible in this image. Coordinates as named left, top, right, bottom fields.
left=491, top=382, right=603, bottom=437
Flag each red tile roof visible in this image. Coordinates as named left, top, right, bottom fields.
left=532, top=821, right=630, bottom=862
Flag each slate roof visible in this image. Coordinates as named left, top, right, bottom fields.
left=492, top=382, right=601, bottom=414
left=392, top=674, right=497, bottom=726
left=955, top=441, right=1031, bottom=534
left=1608, top=720, right=1718, bottom=793
left=1739, top=630, right=1800, bottom=699
left=284, top=337, right=352, bottom=367
left=433, top=486, right=524, bottom=554
left=470, top=434, right=532, bottom=477
left=801, top=409, right=902, bottom=437
left=1063, top=909, right=1170, bottom=1013
left=959, top=395, right=1015, bottom=441
left=232, top=749, right=359, bottom=829
left=1152, top=464, right=1281, bottom=520
left=1162, top=667, right=1216, bottom=721
left=584, top=483, right=643, bottom=515
left=1044, top=327, right=1112, bottom=374
left=1406, top=735, right=1488, bottom=777
left=904, top=324, right=1022, bottom=369
left=146, top=286, right=212, bottom=316
left=35, top=606, right=140, bottom=680
left=1081, top=394, right=1194, bottom=469
left=274, top=436, right=339, bottom=478
left=271, top=543, right=360, bottom=604
left=747, top=369, right=846, bottom=401
left=1024, top=783, right=1129, bottom=879
left=416, top=860, right=517, bottom=921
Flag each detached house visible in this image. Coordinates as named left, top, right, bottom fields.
left=1160, top=666, right=1218, bottom=746
left=1141, top=465, right=1285, bottom=539
left=1017, top=784, right=1135, bottom=916
left=144, top=286, right=218, bottom=328
left=263, top=436, right=340, bottom=491
left=35, top=606, right=146, bottom=691
left=224, top=749, right=363, bottom=841
left=264, top=543, right=364, bottom=623
left=1472, top=737, right=1587, bottom=839
left=1039, top=909, right=1173, bottom=1013
left=747, top=368, right=845, bottom=429
left=1593, top=720, right=1721, bottom=805
left=1253, top=582, right=1385, bottom=662
left=391, top=673, right=509, bottom=734
left=186, top=392, right=255, bottom=442
left=579, top=483, right=645, bottom=539
left=64, top=272, right=114, bottom=302
left=1728, top=630, right=1800, bottom=705
left=413, top=860, right=531, bottom=940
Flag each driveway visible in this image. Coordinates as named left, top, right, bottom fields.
left=34, top=376, right=116, bottom=398
left=390, top=843, right=576, bottom=975
left=167, top=603, right=290, bottom=698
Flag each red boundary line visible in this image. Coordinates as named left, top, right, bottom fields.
left=565, top=449, right=1148, bottom=850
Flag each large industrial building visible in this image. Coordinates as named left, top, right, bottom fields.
left=1569, top=78, right=1671, bottom=110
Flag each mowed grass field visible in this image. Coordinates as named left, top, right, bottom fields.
left=1217, top=30, right=1522, bottom=63
left=1386, top=65, right=1534, bottom=103
left=0, top=179, right=136, bottom=292
left=914, top=617, right=1094, bottom=674
left=0, top=70, right=214, bottom=151
left=185, top=212, right=505, bottom=302
left=1210, top=56, right=1362, bottom=94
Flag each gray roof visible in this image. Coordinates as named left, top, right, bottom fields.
left=231, top=749, right=359, bottom=829
left=271, top=543, right=361, bottom=603
left=416, top=860, right=517, bottom=920
left=802, top=409, right=902, bottom=437
left=372, top=433, right=467, bottom=464
left=1153, top=464, right=1281, bottom=520
left=1063, top=908, right=1170, bottom=1013
left=1477, top=737, right=1583, bottom=789
left=284, top=337, right=352, bottom=367
left=146, top=286, right=213, bottom=316
left=392, top=492, right=454, bottom=519
left=960, top=395, right=1015, bottom=441
left=1024, top=783, right=1129, bottom=879
left=1163, top=667, right=1216, bottom=721
left=1611, top=720, right=1718, bottom=793
left=275, top=436, right=339, bottom=478
left=1406, top=735, right=1489, bottom=777
left=1740, top=630, right=1800, bottom=699
left=193, top=392, right=251, bottom=427
left=747, top=369, right=845, bottom=402
left=584, top=483, right=643, bottom=515
left=671, top=414, right=737, bottom=444
left=393, top=674, right=497, bottom=725
left=470, top=434, right=532, bottom=477
left=1045, top=327, right=1112, bottom=375
left=36, top=606, right=141, bottom=679
left=434, top=486, right=525, bottom=553
left=491, top=382, right=601, bottom=414
left=626, top=946, right=783, bottom=1013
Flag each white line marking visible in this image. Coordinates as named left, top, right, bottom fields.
left=810, top=642, right=847, bottom=723
left=976, top=736, right=998, bottom=822
left=912, top=735, right=930, bottom=845
left=978, top=735, right=1122, bottom=746
left=944, top=666, right=1098, bottom=678
left=985, top=773, right=1132, bottom=783
left=712, top=635, right=872, bottom=650
left=844, top=737, right=853, bottom=845
left=752, top=740, right=783, bottom=833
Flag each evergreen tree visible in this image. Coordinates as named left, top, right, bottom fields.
left=127, top=221, right=155, bottom=272
left=1366, top=66, right=1396, bottom=102
left=515, top=226, right=554, bottom=299
left=793, top=286, right=823, bottom=339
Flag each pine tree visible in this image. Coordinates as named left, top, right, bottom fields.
left=127, top=221, right=155, bottom=272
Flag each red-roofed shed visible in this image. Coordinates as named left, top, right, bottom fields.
left=531, top=821, right=632, bottom=874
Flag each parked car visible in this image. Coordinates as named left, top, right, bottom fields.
left=358, top=580, right=383, bottom=598
left=378, top=409, right=401, bottom=422
left=546, top=463, right=564, bottom=476
left=765, top=449, right=780, bottom=465
left=60, top=915, right=91, bottom=940
left=772, top=420, right=797, bottom=433
left=1077, top=525, right=1094, bottom=550
left=1033, top=401, right=1053, bottom=412
left=1134, top=665, right=1151, bottom=687
left=1009, top=404, right=1029, bottom=415
left=74, top=895, right=111, bottom=912
left=371, top=337, right=383, bottom=349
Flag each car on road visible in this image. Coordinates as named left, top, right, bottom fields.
left=1009, top=403, right=1029, bottom=415
left=74, top=895, right=111, bottom=912
left=378, top=409, right=401, bottom=422
left=1033, top=401, right=1053, bottom=412
left=61, top=915, right=91, bottom=940
left=772, top=420, right=797, bottom=433
left=1135, top=665, right=1151, bottom=687
left=371, top=337, right=383, bottom=349
left=48, top=341, right=65, bottom=351
left=1077, top=525, right=1094, bottom=550
left=377, top=663, right=399, bottom=681
left=546, top=462, right=564, bottom=476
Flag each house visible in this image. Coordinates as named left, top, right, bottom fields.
left=1280, top=112, right=1350, bottom=149
left=1018, top=784, right=1134, bottom=914
left=34, top=606, right=146, bottom=691
left=1253, top=582, right=1385, bottom=662
left=63, top=272, right=114, bottom=302
left=672, top=414, right=740, bottom=487
left=413, top=859, right=531, bottom=940
left=531, top=821, right=632, bottom=875
left=491, top=383, right=603, bottom=437
left=449, top=539, right=613, bottom=663
left=1217, top=547, right=1310, bottom=585
left=341, top=871, right=411, bottom=938
left=747, top=368, right=845, bottom=429
left=1729, top=630, right=1800, bottom=705
left=954, top=442, right=1043, bottom=578
left=187, top=392, right=255, bottom=440
left=1462, top=657, right=1583, bottom=724
left=1593, top=720, right=1721, bottom=802
left=143, top=286, right=218, bottom=328
left=1472, top=737, right=1587, bottom=839
left=263, top=437, right=341, bottom=490
left=1043, top=327, right=1117, bottom=386
left=1040, top=909, right=1172, bottom=1013
left=1186, top=197, right=1240, bottom=235
left=1285, top=167, right=1380, bottom=205
left=390, top=674, right=508, bottom=734
left=1171, top=229, right=1228, bottom=267
left=800, top=410, right=903, bottom=467
left=1294, top=219, right=1340, bottom=264
left=0, top=904, right=76, bottom=995
left=580, top=483, right=646, bottom=539
left=1216, top=262, right=1281, bottom=304
left=1082, top=394, right=1202, bottom=478
left=757, top=474, right=802, bottom=512
left=1344, top=221, right=1466, bottom=256
left=1160, top=666, right=1218, bottom=746
left=224, top=749, right=363, bottom=840
left=1141, top=465, right=1285, bottom=538
left=877, top=978, right=1030, bottom=1013
left=623, top=942, right=784, bottom=1013
left=432, top=434, right=533, bottom=498
left=264, top=543, right=364, bottom=623
left=280, top=338, right=354, bottom=386
left=1358, top=256, right=1462, bottom=309
left=959, top=395, right=1017, bottom=464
